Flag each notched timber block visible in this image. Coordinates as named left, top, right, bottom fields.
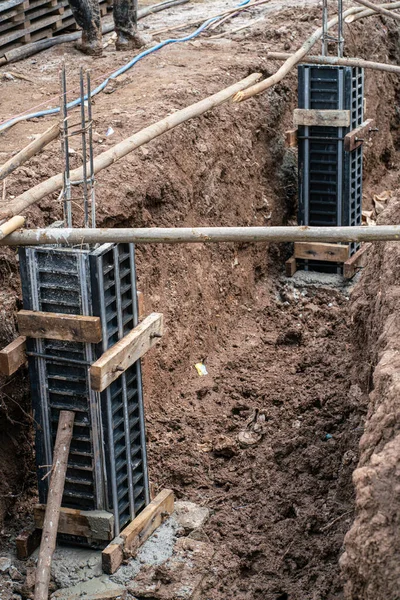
left=102, top=489, right=174, bottom=574
left=16, top=526, right=41, bottom=559
left=294, top=242, right=350, bottom=263
left=343, top=243, right=371, bottom=279
left=0, top=335, right=26, bottom=375
left=285, top=256, right=297, bottom=277
left=285, top=128, right=298, bottom=148
left=34, top=505, right=114, bottom=542
left=344, top=119, right=375, bottom=152
left=17, top=310, right=102, bottom=343
left=294, top=109, right=351, bottom=128
left=90, top=312, right=163, bottom=392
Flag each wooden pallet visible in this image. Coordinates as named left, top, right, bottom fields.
left=0, top=0, right=112, bottom=56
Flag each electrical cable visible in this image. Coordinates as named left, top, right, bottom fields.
left=0, top=0, right=258, bottom=133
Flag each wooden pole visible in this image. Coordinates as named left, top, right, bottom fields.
left=2, top=225, right=400, bottom=246
left=232, top=1, right=397, bottom=103
left=266, top=51, right=400, bottom=74
left=232, top=6, right=363, bottom=103
left=0, top=73, right=261, bottom=221
left=346, top=1, right=400, bottom=22
left=34, top=410, right=75, bottom=600
left=0, top=122, right=59, bottom=181
left=351, top=0, right=400, bottom=22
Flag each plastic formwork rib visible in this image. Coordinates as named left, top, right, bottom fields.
left=297, top=64, right=364, bottom=272
left=19, top=243, right=150, bottom=539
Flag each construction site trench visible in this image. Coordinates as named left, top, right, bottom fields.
left=1, top=1, right=400, bottom=599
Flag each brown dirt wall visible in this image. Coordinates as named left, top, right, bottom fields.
left=340, top=198, right=400, bottom=600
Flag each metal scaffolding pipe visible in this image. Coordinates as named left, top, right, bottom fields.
left=2, top=226, right=400, bottom=246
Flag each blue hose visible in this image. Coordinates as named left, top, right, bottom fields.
left=0, top=4, right=246, bottom=133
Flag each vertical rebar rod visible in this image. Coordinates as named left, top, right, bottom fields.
left=322, top=0, right=328, bottom=56
left=80, top=68, right=89, bottom=228
left=338, top=0, right=344, bottom=57
left=60, top=64, right=72, bottom=227
left=86, top=70, right=96, bottom=228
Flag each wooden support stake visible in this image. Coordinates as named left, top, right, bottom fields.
left=266, top=51, right=400, bottom=75
left=285, top=128, right=298, bottom=148
left=0, top=335, right=26, bottom=375
left=90, top=312, right=163, bottom=392
left=285, top=256, right=297, bottom=277
left=294, top=109, right=351, bottom=127
left=17, top=310, right=102, bottom=343
left=343, top=243, right=371, bottom=278
left=102, top=489, right=174, bottom=574
left=294, top=242, right=350, bottom=262
left=137, top=290, right=144, bottom=320
left=34, top=410, right=75, bottom=600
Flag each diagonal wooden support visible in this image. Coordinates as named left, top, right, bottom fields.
left=17, top=310, right=102, bottom=343
left=90, top=312, right=163, bottom=392
left=102, top=489, right=174, bottom=574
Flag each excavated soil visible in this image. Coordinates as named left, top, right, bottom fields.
left=1, top=0, right=400, bottom=598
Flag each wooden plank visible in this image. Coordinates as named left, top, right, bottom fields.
left=34, top=505, right=114, bottom=541
left=137, top=290, right=144, bottom=320
left=17, top=310, right=102, bottom=343
left=16, top=526, right=41, bottom=559
left=0, top=335, right=26, bottom=375
left=293, top=109, right=351, bottom=127
left=90, top=312, right=163, bottom=392
left=344, top=119, right=375, bottom=152
left=285, top=128, right=298, bottom=148
left=343, top=242, right=371, bottom=278
left=102, top=489, right=174, bottom=574
left=122, top=489, right=174, bottom=553
left=285, top=256, right=297, bottom=277
left=294, top=242, right=350, bottom=262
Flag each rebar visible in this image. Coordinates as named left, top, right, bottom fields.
left=87, top=71, right=96, bottom=228
left=80, top=68, right=89, bottom=228
left=60, top=63, right=72, bottom=227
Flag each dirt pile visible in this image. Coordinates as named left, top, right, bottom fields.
left=340, top=197, right=400, bottom=600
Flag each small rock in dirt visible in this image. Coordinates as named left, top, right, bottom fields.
left=213, top=435, right=237, bottom=457
left=174, top=501, right=210, bottom=533
left=0, top=557, right=12, bottom=573
left=9, top=566, right=23, bottom=581
left=276, top=329, right=303, bottom=346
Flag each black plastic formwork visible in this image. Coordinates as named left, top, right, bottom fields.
left=19, top=243, right=150, bottom=539
left=297, top=64, right=364, bottom=272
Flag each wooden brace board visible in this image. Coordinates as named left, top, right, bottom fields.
left=344, top=119, right=375, bottom=152
left=102, top=489, right=174, bottom=574
left=294, top=242, right=350, bottom=262
left=90, top=312, right=163, bottom=392
left=285, top=256, right=297, bottom=277
left=343, top=243, right=371, bottom=278
left=0, top=335, right=26, bottom=375
left=17, top=310, right=102, bottom=343
left=34, top=505, right=114, bottom=542
left=294, top=109, right=351, bottom=128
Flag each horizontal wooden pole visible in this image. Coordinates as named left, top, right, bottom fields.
left=90, top=312, right=163, bottom=392
left=294, top=109, right=351, bottom=127
left=0, top=335, right=26, bottom=375
left=1, top=226, right=400, bottom=246
left=17, top=310, right=102, bottom=343
left=0, top=216, right=25, bottom=240
left=266, top=51, right=400, bottom=74
left=294, top=241, right=350, bottom=262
